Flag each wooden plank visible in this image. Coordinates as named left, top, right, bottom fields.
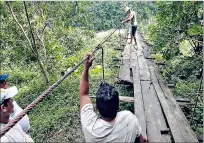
left=122, top=44, right=131, bottom=60
left=118, top=59, right=131, bottom=82
left=130, top=46, right=138, bottom=67
left=178, top=102, right=196, bottom=106
left=141, top=80, right=163, bottom=142
left=142, top=43, right=152, bottom=59
left=149, top=67, right=186, bottom=142
left=154, top=68, right=198, bottom=142
left=132, top=66, right=147, bottom=138
left=137, top=44, right=150, bottom=80
left=167, top=84, right=176, bottom=88
left=141, top=80, right=171, bottom=142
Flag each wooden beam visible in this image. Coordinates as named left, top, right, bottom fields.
left=167, top=84, right=176, bottom=88
left=175, top=98, right=191, bottom=102
left=89, top=96, right=134, bottom=103
left=154, top=67, right=198, bottom=142
left=112, top=57, right=120, bottom=62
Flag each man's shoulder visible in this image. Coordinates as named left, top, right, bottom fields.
left=131, top=11, right=136, bottom=15
left=117, top=110, right=134, bottom=117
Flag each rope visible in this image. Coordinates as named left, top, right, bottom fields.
left=0, top=24, right=122, bottom=137
left=101, top=48, right=105, bottom=82
left=190, top=72, right=203, bottom=125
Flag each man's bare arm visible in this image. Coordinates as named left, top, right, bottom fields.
left=122, top=12, right=134, bottom=24
left=79, top=53, right=94, bottom=110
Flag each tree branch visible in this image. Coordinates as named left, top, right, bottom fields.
left=23, top=1, right=50, bottom=86
left=6, top=1, right=35, bottom=54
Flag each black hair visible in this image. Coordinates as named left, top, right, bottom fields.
left=0, top=80, right=5, bottom=85
left=1, top=98, right=10, bottom=106
left=96, top=82, right=119, bottom=118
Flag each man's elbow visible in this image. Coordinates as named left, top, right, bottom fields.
left=135, top=135, right=148, bottom=143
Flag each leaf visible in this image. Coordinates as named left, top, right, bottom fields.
left=179, top=40, right=193, bottom=56
left=187, top=24, right=203, bottom=36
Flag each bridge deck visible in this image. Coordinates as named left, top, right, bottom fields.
left=117, top=32, right=198, bottom=142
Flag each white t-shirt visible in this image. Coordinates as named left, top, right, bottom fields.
left=0, top=123, right=34, bottom=142
left=81, top=104, right=141, bottom=142
left=10, top=101, right=30, bottom=133
left=130, top=11, right=137, bottom=26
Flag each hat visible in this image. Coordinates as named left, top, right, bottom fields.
left=124, top=6, right=130, bottom=13
left=0, top=74, right=9, bottom=81
left=0, top=86, right=18, bottom=104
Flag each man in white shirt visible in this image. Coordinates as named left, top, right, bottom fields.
left=0, top=74, right=30, bottom=133
left=0, top=86, right=34, bottom=142
left=122, top=6, right=138, bottom=46
left=79, top=53, right=147, bottom=142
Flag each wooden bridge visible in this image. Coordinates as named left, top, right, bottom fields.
left=115, top=32, right=198, bottom=142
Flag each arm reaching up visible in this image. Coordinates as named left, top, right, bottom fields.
left=79, top=52, right=95, bottom=110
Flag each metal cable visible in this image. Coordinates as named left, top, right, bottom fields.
left=0, top=24, right=122, bottom=137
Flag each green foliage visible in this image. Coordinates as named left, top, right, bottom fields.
left=89, top=2, right=156, bottom=31
left=179, top=40, right=193, bottom=57
left=187, top=24, right=203, bottom=36
left=146, top=1, right=203, bottom=135
left=151, top=53, right=164, bottom=63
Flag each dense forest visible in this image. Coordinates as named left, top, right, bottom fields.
left=0, top=1, right=203, bottom=142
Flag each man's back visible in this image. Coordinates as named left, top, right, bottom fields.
left=130, top=11, right=137, bottom=26
left=81, top=104, right=141, bottom=142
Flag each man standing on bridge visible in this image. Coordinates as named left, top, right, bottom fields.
left=79, top=52, right=147, bottom=142
left=122, top=6, right=138, bottom=46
